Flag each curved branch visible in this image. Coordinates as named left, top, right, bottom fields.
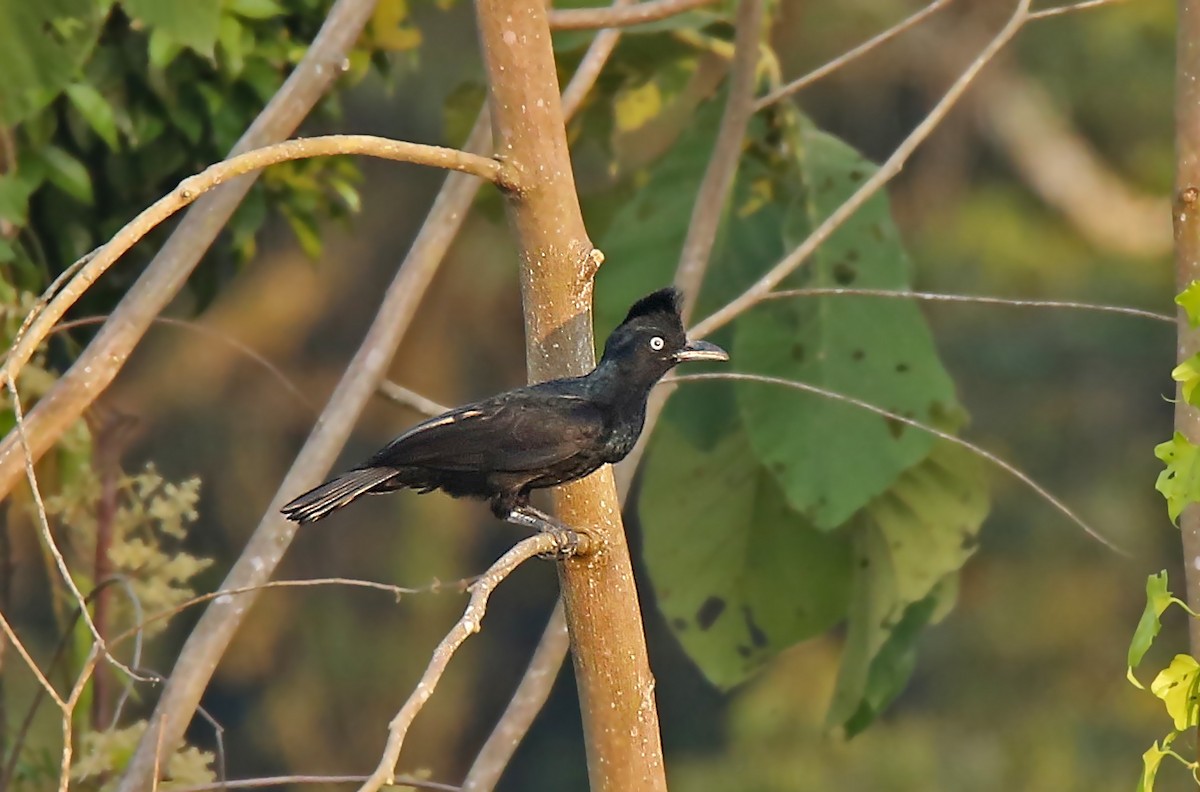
left=670, top=372, right=1126, bottom=553
left=2, top=134, right=506, bottom=391
left=691, top=0, right=1034, bottom=339
left=549, top=0, right=715, bottom=31
left=754, top=0, right=955, bottom=111
left=0, top=0, right=379, bottom=505
left=357, top=533, right=563, bottom=792
left=461, top=601, right=568, bottom=791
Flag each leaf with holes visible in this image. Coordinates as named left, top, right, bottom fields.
left=1151, top=654, right=1200, bottom=731
left=734, top=115, right=962, bottom=530
left=640, top=422, right=852, bottom=689
left=1155, top=432, right=1200, bottom=522
left=827, top=441, right=989, bottom=734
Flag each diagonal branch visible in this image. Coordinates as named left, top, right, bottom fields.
left=549, top=0, right=715, bottom=30
left=674, top=0, right=765, bottom=322
left=690, top=0, right=1035, bottom=339
left=754, top=0, right=955, bottom=111
left=357, top=533, right=564, bottom=792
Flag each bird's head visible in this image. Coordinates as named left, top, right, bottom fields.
left=600, top=287, right=729, bottom=382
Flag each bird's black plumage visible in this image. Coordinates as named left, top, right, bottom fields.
left=280, top=287, right=728, bottom=524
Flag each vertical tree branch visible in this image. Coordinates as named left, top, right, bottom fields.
left=474, top=0, right=669, bottom=789
left=1174, top=0, right=1200, bottom=664
left=673, top=0, right=764, bottom=323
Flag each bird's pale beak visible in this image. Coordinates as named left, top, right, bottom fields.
left=673, top=339, right=729, bottom=363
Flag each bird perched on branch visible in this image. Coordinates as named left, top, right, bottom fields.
left=280, top=287, right=728, bottom=540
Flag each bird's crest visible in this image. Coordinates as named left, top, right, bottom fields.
left=621, top=287, right=683, bottom=325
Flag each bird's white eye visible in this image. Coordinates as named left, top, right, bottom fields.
left=649, top=336, right=665, bottom=351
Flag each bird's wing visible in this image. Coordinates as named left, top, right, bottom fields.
left=366, top=393, right=606, bottom=472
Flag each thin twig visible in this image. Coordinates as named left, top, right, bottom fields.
left=378, top=381, right=451, bottom=417
left=1028, top=0, right=1130, bottom=19
left=59, top=645, right=101, bottom=792
left=754, top=0, right=955, bottom=111
left=675, top=0, right=765, bottom=323
left=461, top=600, right=568, bottom=791
left=691, top=0, right=1035, bottom=339
left=549, top=0, right=715, bottom=30
left=763, top=287, right=1174, bottom=323
left=669, top=372, right=1127, bottom=553
left=0, top=608, right=65, bottom=710
left=175, top=775, right=461, bottom=792
left=357, top=533, right=563, bottom=792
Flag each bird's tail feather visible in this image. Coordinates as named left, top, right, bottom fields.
left=280, top=467, right=401, bottom=523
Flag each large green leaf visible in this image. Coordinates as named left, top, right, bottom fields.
left=640, top=422, right=853, bottom=689
left=827, top=442, right=989, bottom=735
left=0, top=0, right=107, bottom=125
left=734, top=118, right=962, bottom=530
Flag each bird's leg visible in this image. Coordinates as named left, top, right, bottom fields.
left=504, top=505, right=589, bottom=558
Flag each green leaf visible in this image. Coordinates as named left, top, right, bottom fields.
left=1151, top=654, right=1200, bottom=731
left=122, top=0, right=220, bottom=57
left=1128, top=571, right=1193, bottom=687
left=39, top=146, right=93, bottom=204
left=0, top=173, right=39, bottom=224
left=1155, top=432, right=1200, bottom=522
left=640, top=423, right=853, bottom=689
left=225, top=0, right=284, bottom=20
left=64, top=82, right=119, bottom=149
left=0, top=0, right=106, bottom=125
left=735, top=117, right=962, bottom=530
left=1137, top=738, right=1170, bottom=792
left=827, top=442, right=989, bottom=733
left=1178, top=281, right=1200, bottom=327
left=1173, top=354, right=1200, bottom=406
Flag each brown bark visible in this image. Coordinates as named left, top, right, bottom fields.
left=1174, top=0, right=1200, bottom=663
left=474, top=0, right=669, bottom=789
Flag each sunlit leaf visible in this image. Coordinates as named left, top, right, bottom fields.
left=1128, top=571, right=1194, bottom=687
left=225, top=0, right=284, bottom=20
left=1154, top=432, right=1200, bottom=522
left=614, top=81, right=663, bottom=133
left=1137, top=739, right=1169, bottom=792
left=1151, top=654, right=1200, bottom=731
left=122, top=0, right=221, bottom=57
left=1178, top=281, right=1200, bottom=327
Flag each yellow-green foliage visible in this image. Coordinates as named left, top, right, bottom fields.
left=72, top=722, right=215, bottom=791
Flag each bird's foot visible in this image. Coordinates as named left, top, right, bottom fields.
left=505, top=505, right=591, bottom=559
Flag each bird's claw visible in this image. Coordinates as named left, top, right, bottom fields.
left=540, top=526, right=586, bottom=560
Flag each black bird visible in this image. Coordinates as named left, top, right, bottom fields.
left=280, top=287, right=728, bottom=537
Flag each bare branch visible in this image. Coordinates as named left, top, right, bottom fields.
left=176, top=776, right=460, bottom=792
left=0, top=609, right=65, bottom=711
left=0, top=0, right=378, bottom=506
left=476, top=0, right=670, bottom=786
left=674, top=0, right=765, bottom=323
left=462, top=601, right=568, bottom=792
left=378, top=381, right=451, bottom=417
left=754, top=0, right=955, bottom=111
left=1028, top=0, right=1130, bottom=19
left=549, top=0, right=715, bottom=31
left=763, top=287, right=1174, bottom=323
left=357, top=533, right=563, bottom=792
left=691, top=0, right=1035, bottom=339
left=670, top=372, right=1127, bottom=553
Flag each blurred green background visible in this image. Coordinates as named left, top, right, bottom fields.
left=1, top=0, right=1187, bottom=789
